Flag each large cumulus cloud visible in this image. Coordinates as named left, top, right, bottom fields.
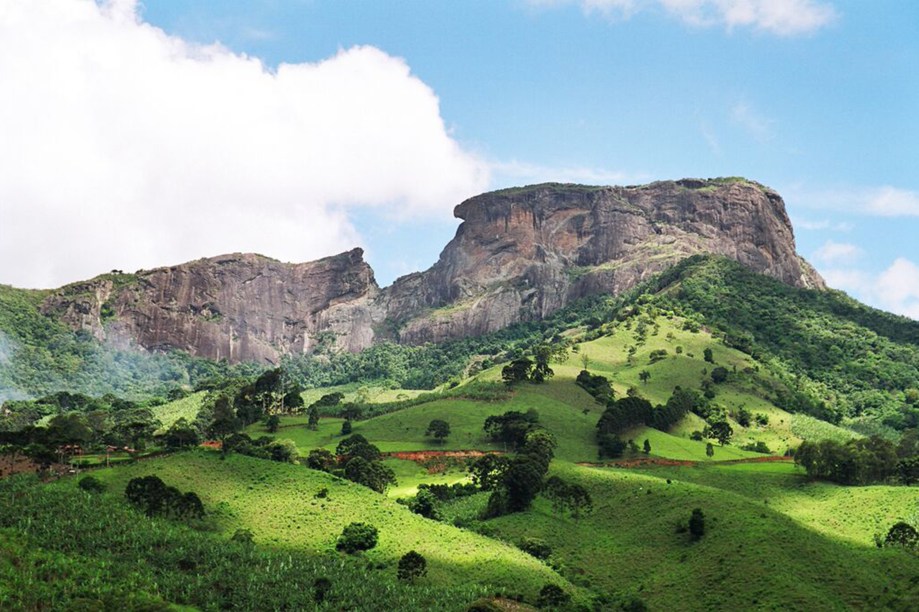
left=0, top=0, right=488, bottom=288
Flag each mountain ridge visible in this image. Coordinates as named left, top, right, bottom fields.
left=32, top=177, right=823, bottom=363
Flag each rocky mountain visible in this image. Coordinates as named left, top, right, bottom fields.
left=39, top=178, right=824, bottom=363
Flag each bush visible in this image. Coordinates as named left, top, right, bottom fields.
left=689, top=508, right=705, bottom=540
left=536, top=584, right=571, bottom=608
left=885, top=522, right=919, bottom=549
left=519, top=537, right=552, bottom=560
left=78, top=475, right=106, bottom=494
left=124, top=475, right=204, bottom=520
left=397, top=550, right=427, bottom=582
left=230, top=528, right=254, bottom=545
left=336, top=522, right=378, bottom=554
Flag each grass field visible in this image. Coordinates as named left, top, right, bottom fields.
left=442, top=461, right=919, bottom=610
left=79, top=450, right=582, bottom=603
left=151, top=391, right=206, bottom=433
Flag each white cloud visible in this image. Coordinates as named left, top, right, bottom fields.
left=864, top=186, right=919, bottom=217
left=492, top=160, right=643, bottom=187
left=793, top=218, right=853, bottom=232
left=876, top=258, right=919, bottom=320
left=529, top=0, right=837, bottom=35
left=812, top=240, right=862, bottom=265
left=819, top=258, right=919, bottom=320
left=785, top=185, right=919, bottom=218
left=730, top=102, right=775, bottom=141
left=0, top=0, right=488, bottom=288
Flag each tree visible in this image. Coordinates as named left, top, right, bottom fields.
left=638, top=370, right=651, bottom=384
left=306, top=448, right=336, bottom=472
left=703, top=347, right=714, bottom=363
left=336, top=522, right=378, bottom=553
left=710, top=366, right=729, bottom=384
left=469, top=454, right=510, bottom=490
left=340, top=420, right=352, bottom=435
left=163, top=418, right=200, bottom=449
left=407, top=489, right=440, bottom=519
left=542, top=476, right=593, bottom=518
left=343, top=456, right=396, bottom=493
left=282, top=389, right=304, bottom=412
left=336, top=434, right=381, bottom=461
left=532, top=344, right=555, bottom=383
left=689, top=508, right=705, bottom=540
left=425, top=419, right=451, bottom=443
left=207, top=395, right=240, bottom=456
left=397, top=551, right=427, bottom=582
left=501, top=358, right=534, bottom=385
left=706, top=442, right=715, bottom=458
left=265, top=414, right=281, bottom=433
left=643, top=438, right=651, bottom=454
left=267, top=438, right=298, bottom=463
left=78, top=475, right=106, bottom=494
left=885, top=522, right=919, bottom=549
left=709, top=421, right=733, bottom=446
left=307, top=405, right=320, bottom=431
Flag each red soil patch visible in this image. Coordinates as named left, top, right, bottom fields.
left=384, top=450, right=501, bottom=461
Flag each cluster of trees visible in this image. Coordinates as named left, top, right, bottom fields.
left=795, top=435, right=918, bottom=485
left=500, top=343, right=569, bottom=386
left=596, top=387, right=707, bottom=458
left=469, top=411, right=561, bottom=518
left=124, top=475, right=204, bottom=520
left=575, top=370, right=614, bottom=404
left=304, top=434, right=396, bottom=493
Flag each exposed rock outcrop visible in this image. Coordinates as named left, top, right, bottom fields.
left=40, top=178, right=825, bottom=362
left=383, top=179, right=824, bottom=344
left=42, top=249, right=380, bottom=363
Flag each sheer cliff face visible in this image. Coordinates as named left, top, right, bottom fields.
left=42, top=249, right=381, bottom=364
left=41, top=179, right=824, bottom=362
left=384, top=179, right=824, bottom=344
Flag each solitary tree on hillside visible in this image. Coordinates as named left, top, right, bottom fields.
left=639, top=370, right=651, bottom=384
left=397, top=551, right=428, bottom=582
left=643, top=438, right=651, bottom=454
left=689, top=508, right=705, bottom=540
left=703, top=348, right=714, bottom=363
left=425, top=419, right=451, bottom=443
left=706, top=442, right=715, bottom=458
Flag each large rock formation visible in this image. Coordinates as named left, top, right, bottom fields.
left=383, top=179, right=824, bottom=344
left=42, top=249, right=380, bottom=363
left=41, top=178, right=824, bottom=362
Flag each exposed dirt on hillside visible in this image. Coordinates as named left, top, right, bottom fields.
left=384, top=450, right=502, bottom=461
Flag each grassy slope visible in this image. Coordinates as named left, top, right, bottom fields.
left=86, top=450, right=580, bottom=603
left=447, top=462, right=919, bottom=610
left=151, top=391, right=206, bottom=433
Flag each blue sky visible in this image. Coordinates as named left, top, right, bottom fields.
left=1, top=0, right=917, bottom=317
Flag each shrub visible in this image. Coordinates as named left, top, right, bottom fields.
left=124, top=475, right=204, bottom=520
left=230, top=528, right=254, bottom=545
left=519, top=537, right=552, bottom=560
left=689, top=508, right=705, bottom=540
left=313, top=577, right=332, bottom=603
left=536, top=584, right=571, bottom=608
left=336, top=522, right=378, bottom=554
left=885, top=522, right=919, bottom=549
left=397, top=550, right=427, bottom=582
left=78, top=475, right=106, bottom=494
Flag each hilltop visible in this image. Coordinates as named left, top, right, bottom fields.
left=5, top=178, right=822, bottom=370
